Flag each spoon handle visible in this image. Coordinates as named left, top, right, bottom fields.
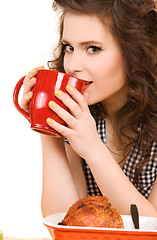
left=131, top=204, right=139, bottom=229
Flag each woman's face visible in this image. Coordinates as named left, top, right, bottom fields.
left=62, top=12, right=127, bottom=108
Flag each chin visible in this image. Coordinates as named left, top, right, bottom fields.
left=87, top=96, right=101, bottom=106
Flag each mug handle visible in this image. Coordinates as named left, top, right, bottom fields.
left=13, top=75, right=30, bottom=121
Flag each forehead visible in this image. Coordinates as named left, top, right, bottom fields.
left=62, top=12, right=110, bottom=42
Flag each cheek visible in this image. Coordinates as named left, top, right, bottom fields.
left=63, top=54, right=71, bottom=74
left=63, top=57, right=67, bottom=72
left=94, top=54, right=126, bottom=85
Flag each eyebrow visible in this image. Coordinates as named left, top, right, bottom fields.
left=61, top=39, right=103, bottom=46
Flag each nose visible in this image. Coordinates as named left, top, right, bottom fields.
left=64, top=51, right=83, bottom=76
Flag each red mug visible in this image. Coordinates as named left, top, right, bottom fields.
left=13, top=69, right=86, bottom=137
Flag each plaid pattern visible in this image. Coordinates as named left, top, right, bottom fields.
left=123, top=140, right=157, bottom=198
left=65, top=118, right=157, bottom=199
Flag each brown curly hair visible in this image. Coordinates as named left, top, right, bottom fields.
left=48, top=0, right=157, bottom=183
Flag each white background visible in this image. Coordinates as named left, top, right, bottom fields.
left=0, top=0, right=59, bottom=238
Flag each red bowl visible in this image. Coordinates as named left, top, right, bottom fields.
left=43, top=212, right=157, bottom=240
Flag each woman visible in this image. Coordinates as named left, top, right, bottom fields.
left=22, top=0, right=157, bottom=218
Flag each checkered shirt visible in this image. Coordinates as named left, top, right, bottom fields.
left=65, top=117, right=157, bottom=199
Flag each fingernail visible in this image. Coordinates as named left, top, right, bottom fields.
left=30, top=77, right=34, bottom=82
left=49, top=101, right=56, bottom=107
left=27, top=91, right=31, bottom=96
left=38, top=66, right=44, bottom=69
left=46, top=118, right=53, bottom=124
left=66, top=85, right=73, bottom=91
left=30, top=68, right=35, bottom=74
left=55, top=90, right=62, bottom=96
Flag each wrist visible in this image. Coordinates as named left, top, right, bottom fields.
left=40, top=134, right=65, bottom=149
left=84, top=138, right=115, bottom=167
left=82, top=137, right=105, bottom=161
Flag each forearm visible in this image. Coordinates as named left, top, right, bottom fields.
left=85, top=139, right=157, bottom=217
left=41, top=135, right=80, bottom=217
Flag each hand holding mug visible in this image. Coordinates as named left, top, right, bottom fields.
left=21, top=66, right=44, bottom=113
left=13, top=68, right=86, bottom=137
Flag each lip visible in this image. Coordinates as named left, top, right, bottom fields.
left=83, top=82, right=93, bottom=91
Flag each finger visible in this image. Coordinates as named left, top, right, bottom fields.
left=21, top=66, right=44, bottom=112
left=21, top=91, right=33, bottom=112
left=23, top=66, right=44, bottom=94
left=23, top=66, right=44, bottom=95
left=46, top=117, right=72, bottom=137
left=83, top=91, right=89, bottom=102
left=48, top=100, right=76, bottom=128
left=54, top=89, right=82, bottom=118
left=23, top=68, right=38, bottom=85
left=23, top=77, right=37, bottom=96
left=66, top=85, right=89, bottom=112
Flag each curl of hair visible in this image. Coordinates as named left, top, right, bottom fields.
left=49, top=0, right=157, bottom=184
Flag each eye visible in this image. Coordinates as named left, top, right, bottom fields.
left=62, top=44, right=74, bottom=53
left=86, top=46, right=102, bottom=54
